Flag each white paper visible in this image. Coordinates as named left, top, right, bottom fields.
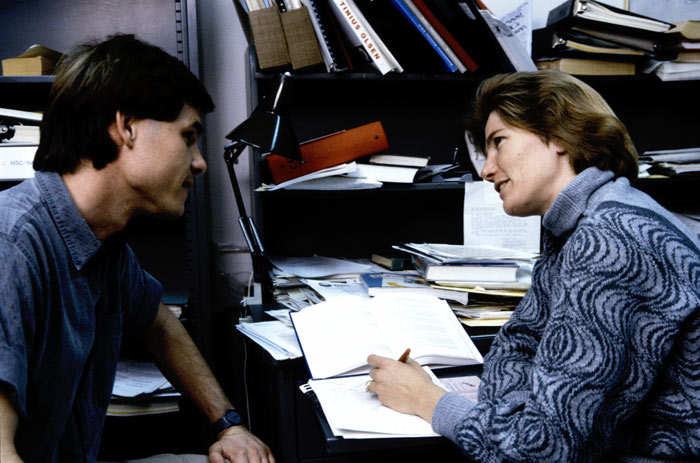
left=236, top=320, right=303, bottom=360
left=301, top=277, right=369, bottom=300
left=258, top=162, right=358, bottom=191
left=307, top=369, right=440, bottom=436
left=269, top=255, right=371, bottom=278
left=483, top=0, right=532, bottom=54
left=111, top=360, right=173, bottom=398
left=440, top=375, right=481, bottom=402
left=463, top=182, right=541, bottom=255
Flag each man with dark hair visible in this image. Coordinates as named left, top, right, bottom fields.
left=0, top=34, right=274, bottom=463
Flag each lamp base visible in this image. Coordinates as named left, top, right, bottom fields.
left=241, top=281, right=263, bottom=307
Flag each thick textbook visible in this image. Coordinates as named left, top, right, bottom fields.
left=264, top=121, right=389, bottom=184
left=412, top=253, right=520, bottom=283
left=290, top=293, right=483, bottom=379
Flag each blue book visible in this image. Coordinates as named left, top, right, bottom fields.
left=387, top=0, right=458, bottom=72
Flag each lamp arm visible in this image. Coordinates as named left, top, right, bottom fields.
left=223, top=142, right=269, bottom=304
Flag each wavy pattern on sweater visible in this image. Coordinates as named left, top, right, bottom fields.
left=455, top=202, right=700, bottom=463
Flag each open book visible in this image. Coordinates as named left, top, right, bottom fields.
left=290, top=293, right=483, bottom=380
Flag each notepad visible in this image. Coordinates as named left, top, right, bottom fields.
left=290, top=293, right=483, bottom=380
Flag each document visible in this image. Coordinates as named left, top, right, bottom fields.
left=302, top=367, right=443, bottom=438
left=111, top=360, right=174, bottom=398
left=236, top=320, right=303, bottom=361
left=290, top=293, right=483, bottom=379
left=463, top=181, right=541, bottom=254
left=269, top=255, right=372, bottom=278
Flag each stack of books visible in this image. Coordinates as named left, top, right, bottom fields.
left=533, top=0, right=676, bottom=76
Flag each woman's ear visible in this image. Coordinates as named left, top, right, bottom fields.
left=108, top=110, right=136, bottom=149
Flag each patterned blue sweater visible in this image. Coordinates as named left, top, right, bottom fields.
left=432, top=168, right=700, bottom=462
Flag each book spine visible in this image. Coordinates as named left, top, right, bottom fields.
left=302, top=0, right=336, bottom=71
left=265, top=121, right=390, bottom=184
left=412, top=0, right=478, bottom=72
left=403, top=0, right=466, bottom=73
left=328, top=0, right=396, bottom=74
left=388, top=0, right=458, bottom=72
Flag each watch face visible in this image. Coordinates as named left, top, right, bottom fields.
left=224, top=409, right=242, bottom=426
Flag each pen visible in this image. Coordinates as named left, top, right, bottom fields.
left=398, top=348, right=411, bottom=363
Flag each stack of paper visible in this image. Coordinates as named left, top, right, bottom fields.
left=236, top=320, right=303, bottom=361
left=108, top=359, right=181, bottom=417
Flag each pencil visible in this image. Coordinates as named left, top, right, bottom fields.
left=398, top=348, right=411, bottom=363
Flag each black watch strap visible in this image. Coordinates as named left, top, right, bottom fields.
left=212, top=409, right=243, bottom=437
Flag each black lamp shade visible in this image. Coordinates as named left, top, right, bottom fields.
left=225, top=72, right=302, bottom=161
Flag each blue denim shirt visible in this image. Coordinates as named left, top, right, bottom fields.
left=0, top=172, right=161, bottom=462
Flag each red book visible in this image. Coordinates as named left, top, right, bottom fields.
left=412, top=0, right=479, bottom=72
left=265, top=121, right=389, bottom=184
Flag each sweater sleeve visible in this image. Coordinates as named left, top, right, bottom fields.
left=444, top=208, right=700, bottom=463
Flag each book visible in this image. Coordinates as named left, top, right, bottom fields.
left=403, top=0, right=468, bottom=73
left=653, top=61, right=700, bottom=81
left=328, top=0, right=403, bottom=75
left=533, top=28, right=645, bottom=60
left=546, top=0, right=673, bottom=55
left=0, top=143, right=37, bottom=180
left=369, top=154, right=429, bottom=168
left=547, top=0, right=673, bottom=35
left=665, top=20, right=700, bottom=41
left=352, top=0, right=453, bottom=74
left=411, top=253, right=521, bottom=283
left=370, top=248, right=412, bottom=270
left=535, top=57, right=635, bottom=76
left=360, top=272, right=471, bottom=305
left=388, top=0, right=459, bottom=73
left=344, top=163, right=419, bottom=183
left=264, top=120, right=389, bottom=184
left=411, top=0, right=478, bottom=72
left=290, top=293, right=483, bottom=379
left=302, top=0, right=352, bottom=72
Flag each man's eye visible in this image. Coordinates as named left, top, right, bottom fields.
left=184, top=132, right=197, bottom=146
left=493, top=137, right=504, bottom=147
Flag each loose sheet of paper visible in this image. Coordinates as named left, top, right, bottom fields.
left=463, top=182, right=541, bottom=254
left=307, top=367, right=442, bottom=437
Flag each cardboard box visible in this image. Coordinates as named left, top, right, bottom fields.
left=2, top=45, right=62, bottom=76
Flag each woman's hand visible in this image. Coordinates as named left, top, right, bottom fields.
left=366, top=354, right=447, bottom=423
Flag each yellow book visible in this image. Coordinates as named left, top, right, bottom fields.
left=536, top=57, right=635, bottom=76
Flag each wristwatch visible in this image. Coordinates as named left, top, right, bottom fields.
left=212, top=409, right=243, bottom=437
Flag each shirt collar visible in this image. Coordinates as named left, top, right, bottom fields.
left=543, top=167, right=615, bottom=237
left=35, top=171, right=102, bottom=270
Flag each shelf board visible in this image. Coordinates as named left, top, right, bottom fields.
left=0, top=75, right=54, bottom=83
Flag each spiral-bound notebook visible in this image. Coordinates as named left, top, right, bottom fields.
left=302, top=0, right=352, bottom=72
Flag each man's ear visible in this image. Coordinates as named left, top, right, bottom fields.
left=108, top=110, right=136, bottom=149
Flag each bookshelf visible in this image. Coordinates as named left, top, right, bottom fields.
left=246, top=50, right=700, bottom=260
left=0, top=0, right=213, bottom=457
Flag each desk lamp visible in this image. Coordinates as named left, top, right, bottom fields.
left=223, top=72, right=301, bottom=307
